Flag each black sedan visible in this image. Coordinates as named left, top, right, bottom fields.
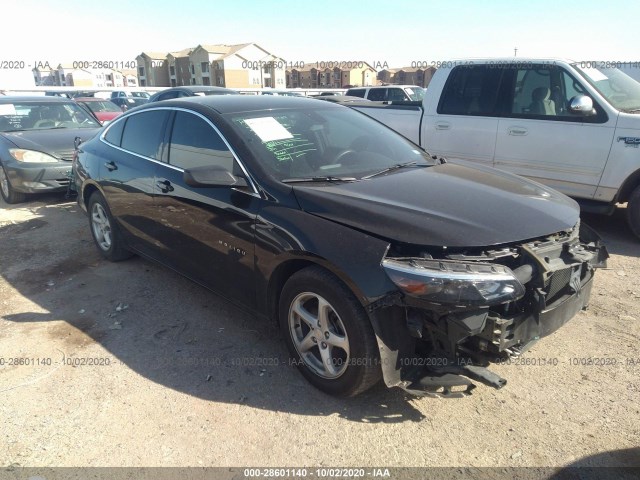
left=74, top=96, right=607, bottom=397
left=148, top=86, right=239, bottom=102
left=0, top=96, right=102, bottom=203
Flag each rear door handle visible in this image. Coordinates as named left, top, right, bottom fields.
left=508, top=126, right=528, bottom=136
left=104, top=161, right=117, bottom=171
left=156, top=179, right=174, bottom=193
left=435, top=122, right=451, bottom=130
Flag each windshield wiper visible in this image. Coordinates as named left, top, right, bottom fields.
left=282, top=176, right=358, bottom=184
left=362, top=161, right=430, bottom=179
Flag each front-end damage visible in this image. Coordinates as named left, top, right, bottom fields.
left=367, top=221, right=608, bottom=397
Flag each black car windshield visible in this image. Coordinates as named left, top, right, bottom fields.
left=0, top=101, right=101, bottom=132
left=226, top=105, right=435, bottom=181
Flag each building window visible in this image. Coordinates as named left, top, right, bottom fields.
left=191, top=64, right=195, bottom=75
left=201, top=62, right=209, bottom=73
left=170, top=65, right=176, bottom=76
left=202, top=76, right=210, bottom=85
left=138, top=66, right=145, bottom=77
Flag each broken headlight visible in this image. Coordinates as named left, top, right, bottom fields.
left=382, top=258, right=525, bottom=307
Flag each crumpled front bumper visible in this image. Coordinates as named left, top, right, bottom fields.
left=368, top=222, right=608, bottom=398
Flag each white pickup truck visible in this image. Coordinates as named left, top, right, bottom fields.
left=347, top=58, right=640, bottom=238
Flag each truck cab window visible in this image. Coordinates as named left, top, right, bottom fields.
left=438, top=66, right=501, bottom=116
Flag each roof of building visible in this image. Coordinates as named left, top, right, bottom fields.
left=168, top=48, right=193, bottom=59
left=140, top=52, right=168, bottom=60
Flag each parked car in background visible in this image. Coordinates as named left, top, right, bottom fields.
left=313, top=95, right=372, bottom=104
left=110, top=97, right=149, bottom=112
left=148, top=86, right=239, bottom=102
left=346, top=58, right=640, bottom=238
left=74, top=97, right=122, bottom=125
left=346, top=85, right=425, bottom=102
left=258, top=90, right=303, bottom=96
left=110, top=90, right=151, bottom=99
left=0, top=96, right=101, bottom=203
left=74, top=95, right=606, bottom=398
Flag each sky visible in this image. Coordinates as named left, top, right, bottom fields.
left=1, top=0, right=639, bottom=69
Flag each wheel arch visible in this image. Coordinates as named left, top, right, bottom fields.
left=616, top=168, right=640, bottom=204
left=266, top=255, right=372, bottom=326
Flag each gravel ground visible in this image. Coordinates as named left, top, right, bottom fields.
left=0, top=194, right=639, bottom=471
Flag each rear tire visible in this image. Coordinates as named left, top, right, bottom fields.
left=279, top=266, right=381, bottom=397
left=88, top=191, right=133, bottom=261
left=626, top=185, right=640, bottom=240
left=0, top=165, right=27, bottom=204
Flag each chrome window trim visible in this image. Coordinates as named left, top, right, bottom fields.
left=99, top=106, right=261, bottom=197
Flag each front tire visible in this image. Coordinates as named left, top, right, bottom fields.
left=0, top=165, right=27, bottom=204
left=627, top=185, right=640, bottom=240
left=279, top=266, right=381, bottom=397
left=88, top=191, right=133, bottom=261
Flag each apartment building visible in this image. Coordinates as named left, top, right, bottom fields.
left=31, top=64, right=138, bottom=88
left=134, top=43, right=285, bottom=88
left=136, top=52, right=169, bottom=87
left=286, top=62, right=376, bottom=88
left=188, top=43, right=285, bottom=88
left=167, top=48, right=192, bottom=87
left=377, top=66, right=436, bottom=88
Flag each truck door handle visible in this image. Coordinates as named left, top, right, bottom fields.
left=508, top=127, right=528, bottom=136
left=156, top=179, right=174, bottom=193
left=435, top=122, right=451, bottom=130
left=104, top=161, right=117, bottom=171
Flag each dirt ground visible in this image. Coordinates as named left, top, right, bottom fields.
left=0, top=193, right=639, bottom=471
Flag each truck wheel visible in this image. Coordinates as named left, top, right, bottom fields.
left=0, top=165, right=27, bottom=204
left=279, top=266, right=382, bottom=397
left=627, top=185, right=640, bottom=239
left=88, top=191, right=133, bottom=261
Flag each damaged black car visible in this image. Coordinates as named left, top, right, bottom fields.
left=73, top=96, right=608, bottom=397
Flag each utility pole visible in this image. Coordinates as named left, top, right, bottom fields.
left=514, top=47, right=518, bottom=57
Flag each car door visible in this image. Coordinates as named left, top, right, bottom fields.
left=151, top=109, right=261, bottom=307
left=99, top=110, right=170, bottom=256
left=426, top=65, right=502, bottom=166
left=493, top=64, right=616, bottom=199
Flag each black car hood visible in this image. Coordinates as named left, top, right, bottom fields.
left=1, top=128, right=101, bottom=159
left=292, top=162, right=580, bottom=247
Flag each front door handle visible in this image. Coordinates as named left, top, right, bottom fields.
left=435, top=122, right=451, bottom=130
left=508, top=126, right=528, bottom=136
left=104, top=161, right=117, bottom=171
left=156, top=179, right=174, bottom=193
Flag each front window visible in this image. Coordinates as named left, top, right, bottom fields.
left=226, top=106, right=435, bottom=181
left=573, top=64, right=640, bottom=112
left=0, top=101, right=101, bottom=132
left=201, top=62, right=210, bottom=73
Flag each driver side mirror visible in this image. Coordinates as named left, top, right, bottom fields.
left=183, top=165, right=248, bottom=188
left=569, top=95, right=596, bottom=116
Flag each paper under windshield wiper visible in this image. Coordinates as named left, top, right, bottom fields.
left=362, top=161, right=430, bottom=179
left=282, top=176, right=358, bottom=184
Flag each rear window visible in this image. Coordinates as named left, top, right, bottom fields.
left=438, top=66, right=502, bottom=116
left=120, top=110, right=169, bottom=159
left=103, top=118, right=125, bottom=146
left=345, top=88, right=366, bottom=98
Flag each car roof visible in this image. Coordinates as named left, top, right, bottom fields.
left=145, top=95, right=340, bottom=114
left=0, top=96, right=74, bottom=104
